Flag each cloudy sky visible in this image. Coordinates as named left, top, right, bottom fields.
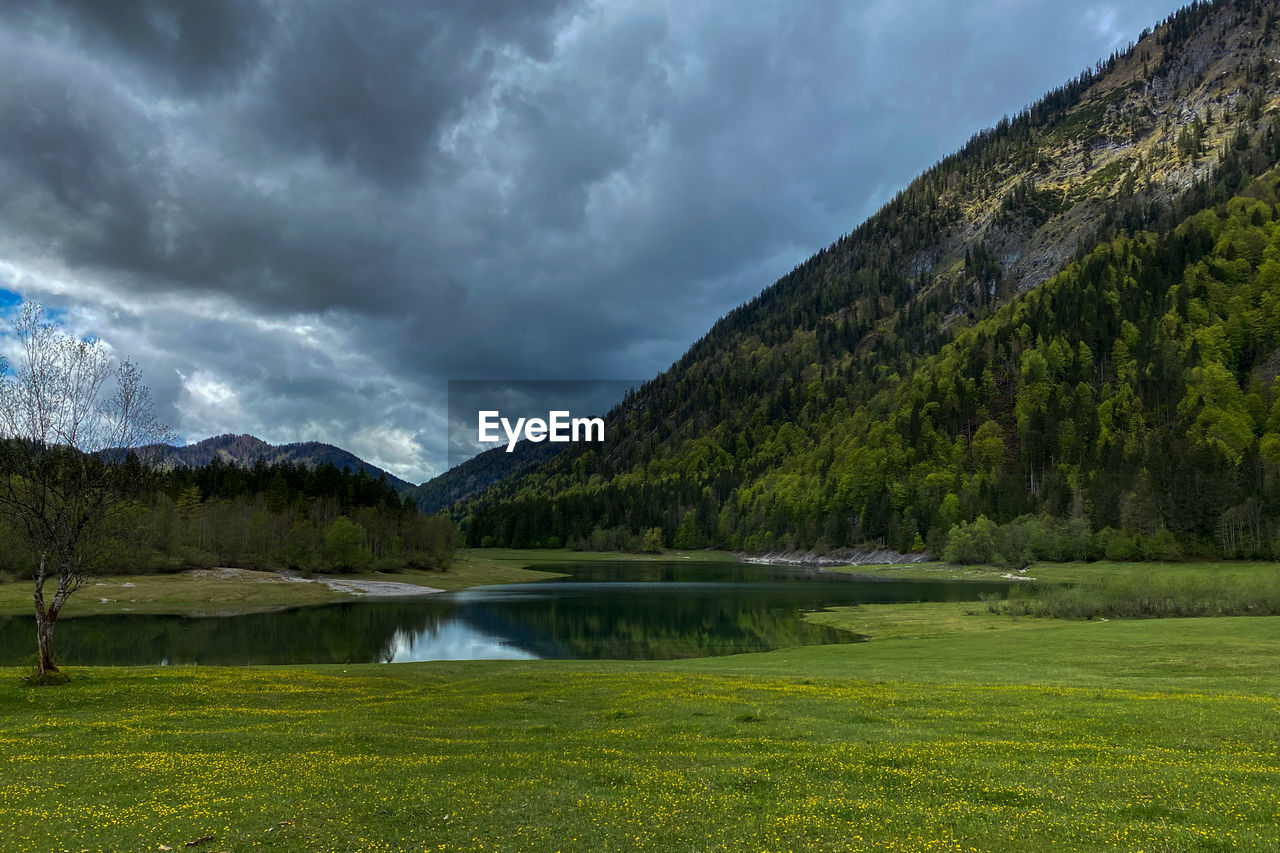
left=0, top=0, right=1181, bottom=483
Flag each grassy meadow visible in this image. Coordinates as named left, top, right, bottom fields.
left=3, top=561, right=1280, bottom=851
left=0, top=551, right=571, bottom=617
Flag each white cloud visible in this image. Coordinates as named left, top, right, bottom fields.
left=343, top=426, right=426, bottom=481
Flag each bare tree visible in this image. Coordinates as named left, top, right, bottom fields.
left=0, top=303, right=173, bottom=678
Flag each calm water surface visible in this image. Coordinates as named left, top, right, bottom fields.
left=0, top=561, right=1006, bottom=665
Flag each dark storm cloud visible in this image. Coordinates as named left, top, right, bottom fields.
left=260, top=0, right=569, bottom=186
left=0, top=38, right=158, bottom=267
left=0, top=0, right=1182, bottom=481
left=4, top=0, right=273, bottom=93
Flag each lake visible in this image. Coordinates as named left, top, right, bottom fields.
left=0, top=561, right=1007, bottom=665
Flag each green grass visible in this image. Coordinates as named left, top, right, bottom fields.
left=4, top=556, right=1280, bottom=850
left=3, top=610, right=1280, bottom=851
left=997, top=571, right=1280, bottom=620
left=0, top=557, right=565, bottom=617
left=837, top=558, right=1280, bottom=584
left=823, top=560, right=1016, bottom=581
left=0, top=569, right=349, bottom=617
left=378, top=551, right=567, bottom=591
left=802, top=600, right=1043, bottom=641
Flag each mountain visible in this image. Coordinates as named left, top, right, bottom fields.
left=155, top=434, right=414, bottom=492
left=402, top=440, right=566, bottom=514
left=459, top=0, right=1280, bottom=559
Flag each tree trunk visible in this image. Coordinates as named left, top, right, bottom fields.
left=32, top=554, right=59, bottom=675
left=35, top=607, right=58, bottom=675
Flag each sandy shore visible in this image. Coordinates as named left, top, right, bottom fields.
left=198, top=567, right=444, bottom=597
left=307, top=576, right=444, bottom=597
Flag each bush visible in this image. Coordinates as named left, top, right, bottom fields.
left=1142, top=527, right=1183, bottom=561
left=324, top=517, right=369, bottom=572
left=278, top=520, right=318, bottom=571
left=586, top=526, right=633, bottom=552
left=1101, top=527, right=1141, bottom=561
left=943, top=515, right=998, bottom=564
left=940, top=513, right=1196, bottom=566
left=638, top=527, right=664, bottom=553
left=171, top=545, right=218, bottom=570
left=370, top=556, right=405, bottom=573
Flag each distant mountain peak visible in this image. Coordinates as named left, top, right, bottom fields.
left=156, top=434, right=413, bottom=492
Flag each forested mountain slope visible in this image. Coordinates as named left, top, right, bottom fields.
left=403, top=440, right=565, bottom=514
left=461, top=0, right=1280, bottom=559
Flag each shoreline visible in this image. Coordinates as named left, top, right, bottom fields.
left=272, top=570, right=444, bottom=598
left=0, top=557, right=565, bottom=618
left=2, top=551, right=1273, bottom=618
left=735, top=548, right=930, bottom=568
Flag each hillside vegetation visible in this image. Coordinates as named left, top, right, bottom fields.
left=402, top=439, right=564, bottom=514
left=461, top=0, right=1280, bottom=561
left=0, top=458, right=454, bottom=579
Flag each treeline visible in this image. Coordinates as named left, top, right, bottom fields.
left=941, top=514, right=1182, bottom=566
left=0, top=458, right=456, bottom=578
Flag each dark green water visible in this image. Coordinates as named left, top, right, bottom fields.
left=0, top=561, right=1006, bottom=665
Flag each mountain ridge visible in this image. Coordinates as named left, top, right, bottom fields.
left=402, top=440, right=566, bottom=514
left=155, top=433, right=414, bottom=492
left=458, top=0, right=1280, bottom=558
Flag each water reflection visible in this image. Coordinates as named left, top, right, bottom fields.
left=388, top=622, right=536, bottom=662
left=0, top=561, right=1007, bottom=666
